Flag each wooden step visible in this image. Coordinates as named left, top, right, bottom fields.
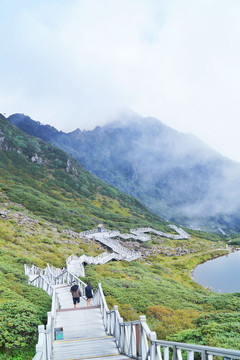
left=53, top=336, right=127, bottom=360
left=55, top=307, right=106, bottom=340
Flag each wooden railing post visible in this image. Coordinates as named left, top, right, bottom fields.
left=36, top=325, right=46, bottom=360
left=172, top=345, right=177, bottom=360
left=149, top=331, right=157, bottom=360
left=113, top=305, right=118, bottom=337
left=202, top=350, right=207, bottom=360
left=164, top=346, right=169, bottom=360
left=177, top=348, right=183, bottom=360
left=120, top=322, right=125, bottom=354
left=188, top=350, right=194, bottom=360
left=123, top=324, right=129, bottom=355
left=116, top=315, right=123, bottom=351
left=129, top=323, right=135, bottom=357
left=46, top=323, right=51, bottom=360
left=139, top=315, right=148, bottom=360
left=46, top=310, right=54, bottom=360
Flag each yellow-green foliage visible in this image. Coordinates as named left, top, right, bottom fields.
left=0, top=216, right=101, bottom=270
left=146, top=305, right=199, bottom=340
left=85, top=244, right=240, bottom=350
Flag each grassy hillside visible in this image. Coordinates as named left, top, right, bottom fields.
left=1, top=115, right=240, bottom=359
left=0, top=114, right=169, bottom=232
left=86, top=253, right=240, bottom=349
left=1, top=199, right=240, bottom=359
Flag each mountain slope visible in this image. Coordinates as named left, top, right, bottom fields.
left=2, top=114, right=240, bottom=358
left=8, top=113, right=240, bottom=232
left=0, top=114, right=169, bottom=232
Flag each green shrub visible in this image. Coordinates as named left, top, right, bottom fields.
left=147, top=305, right=199, bottom=340
left=0, top=301, right=41, bottom=353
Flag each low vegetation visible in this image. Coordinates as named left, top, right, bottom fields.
left=0, top=251, right=51, bottom=360
left=1, top=198, right=240, bottom=358
left=85, top=243, right=240, bottom=349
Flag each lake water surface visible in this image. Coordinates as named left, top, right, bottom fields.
left=193, top=250, right=240, bottom=293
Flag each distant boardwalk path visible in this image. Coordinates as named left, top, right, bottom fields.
left=67, top=226, right=191, bottom=276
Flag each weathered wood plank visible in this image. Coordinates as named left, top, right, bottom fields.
left=53, top=336, right=131, bottom=360
left=55, top=308, right=106, bottom=338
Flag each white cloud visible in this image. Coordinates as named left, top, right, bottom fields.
left=0, top=0, right=240, bottom=161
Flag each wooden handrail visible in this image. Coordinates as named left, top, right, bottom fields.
left=25, top=266, right=60, bottom=360
left=93, top=284, right=240, bottom=360
left=26, top=264, right=240, bottom=360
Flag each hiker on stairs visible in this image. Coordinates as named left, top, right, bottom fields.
left=85, top=280, right=93, bottom=307
left=70, top=281, right=82, bottom=308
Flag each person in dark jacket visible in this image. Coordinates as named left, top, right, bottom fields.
left=85, top=281, right=93, bottom=307
left=70, top=281, right=82, bottom=308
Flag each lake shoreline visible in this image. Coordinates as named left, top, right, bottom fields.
left=191, top=247, right=240, bottom=293
left=190, top=246, right=240, bottom=282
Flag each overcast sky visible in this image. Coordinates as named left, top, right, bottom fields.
left=1, top=0, right=240, bottom=162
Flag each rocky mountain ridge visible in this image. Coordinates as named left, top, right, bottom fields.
left=8, top=112, right=240, bottom=232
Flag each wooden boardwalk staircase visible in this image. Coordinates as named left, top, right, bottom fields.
left=25, top=264, right=240, bottom=360
left=52, top=285, right=131, bottom=360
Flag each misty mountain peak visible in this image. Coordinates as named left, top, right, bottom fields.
left=68, top=128, right=82, bottom=136
left=8, top=113, right=61, bottom=141
left=105, top=113, right=166, bottom=131
left=8, top=113, right=35, bottom=125
left=8, top=112, right=240, bottom=231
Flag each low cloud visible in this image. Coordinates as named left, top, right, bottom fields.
left=1, top=0, right=240, bottom=161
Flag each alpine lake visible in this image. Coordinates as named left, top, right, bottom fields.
left=193, top=250, right=240, bottom=293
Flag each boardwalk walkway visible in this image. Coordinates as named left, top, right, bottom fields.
left=26, top=265, right=240, bottom=360
left=66, top=226, right=191, bottom=277
left=52, top=284, right=131, bottom=360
